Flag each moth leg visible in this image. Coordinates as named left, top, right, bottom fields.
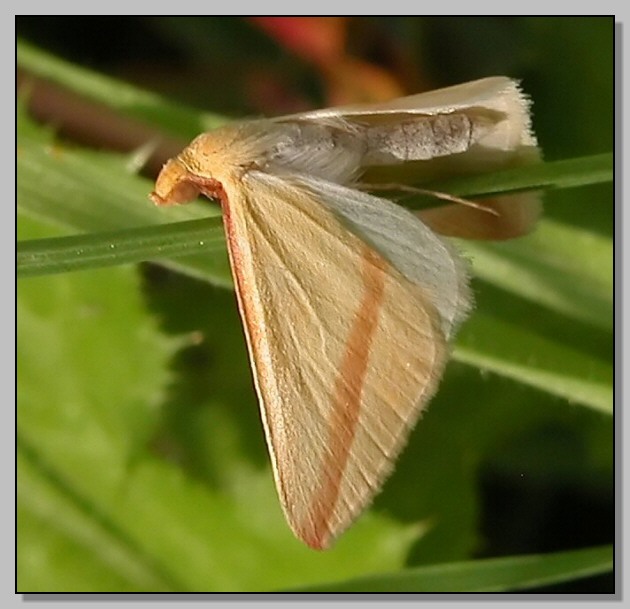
left=353, top=182, right=500, bottom=216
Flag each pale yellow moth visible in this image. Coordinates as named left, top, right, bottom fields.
left=151, top=77, right=540, bottom=550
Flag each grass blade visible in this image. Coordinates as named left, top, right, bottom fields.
left=290, top=545, right=613, bottom=592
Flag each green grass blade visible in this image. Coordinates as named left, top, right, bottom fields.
left=18, top=134, right=609, bottom=287
left=464, top=220, right=612, bottom=332
left=17, top=39, right=220, bottom=138
left=17, top=219, right=223, bottom=277
left=290, top=545, right=613, bottom=592
left=428, top=153, right=613, bottom=198
left=455, top=313, right=612, bottom=414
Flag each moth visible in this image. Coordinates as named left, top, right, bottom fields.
left=151, top=77, right=540, bottom=550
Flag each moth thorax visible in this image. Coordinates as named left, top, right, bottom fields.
left=266, top=122, right=366, bottom=185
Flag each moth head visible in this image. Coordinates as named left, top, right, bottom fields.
left=150, top=158, right=201, bottom=206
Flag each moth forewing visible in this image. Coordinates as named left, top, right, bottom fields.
left=282, top=75, right=536, bottom=156
left=284, top=76, right=529, bottom=120
left=150, top=76, right=541, bottom=549
left=220, top=173, right=456, bottom=549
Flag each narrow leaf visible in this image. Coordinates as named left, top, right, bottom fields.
left=455, top=312, right=612, bottom=414
left=17, top=39, right=219, bottom=137
left=429, top=153, right=613, bottom=198
left=18, top=219, right=224, bottom=278
left=290, top=545, right=613, bottom=592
